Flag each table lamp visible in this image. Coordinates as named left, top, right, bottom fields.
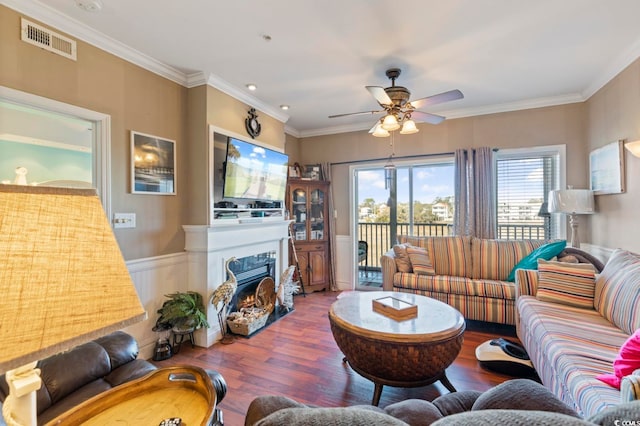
left=548, top=188, right=594, bottom=248
left=0, top=185, right=146, bottom=425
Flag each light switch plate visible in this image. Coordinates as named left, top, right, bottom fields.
left=113, top=213, right=136, bottom=229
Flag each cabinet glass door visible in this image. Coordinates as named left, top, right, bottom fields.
left=292, top=187, right=307, bottom=240
left=309, top=188, right=325, bottom=240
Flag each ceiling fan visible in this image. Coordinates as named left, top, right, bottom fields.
left=329, top=68, right=463, bottom=137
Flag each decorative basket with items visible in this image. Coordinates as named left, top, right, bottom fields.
left=227, top=277, right=276, bottom=336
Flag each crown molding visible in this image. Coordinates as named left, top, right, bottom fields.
left=284, top=125, right=302, bottom=138
left=582, top=37, right=640, bottom=99
left=186, top=72, right=290, bottom=124
left=205, top=73, right=290, bottom=123
left=1, top=0, right=187, bottom=86
left=438, top=93, right=585, bottom=120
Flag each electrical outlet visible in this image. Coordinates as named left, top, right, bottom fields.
left=113, top=213, right=136, bottom=229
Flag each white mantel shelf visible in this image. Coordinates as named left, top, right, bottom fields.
left=182, top=220, right=291, bottom=347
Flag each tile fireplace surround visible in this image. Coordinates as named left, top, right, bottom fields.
left=183, top=220, right=290, bottom=347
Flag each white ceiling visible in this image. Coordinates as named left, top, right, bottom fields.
left=6, top=0, right=640, bottom=138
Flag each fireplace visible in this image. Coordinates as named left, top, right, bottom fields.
left=183, top=220, right=291, bottom=347
left=228, top=251, right=276, bottom=312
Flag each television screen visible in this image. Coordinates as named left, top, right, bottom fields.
left=223, top=137, right=289, bottom=201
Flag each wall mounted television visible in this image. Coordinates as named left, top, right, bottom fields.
left=222, top=137, right=289, bottom=202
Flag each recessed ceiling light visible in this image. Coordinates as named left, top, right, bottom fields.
left=246, top=83, right=257, bottom=91
left=75, top=0, right=103, bottom=12
left=280, top=105, right=289, bottom=110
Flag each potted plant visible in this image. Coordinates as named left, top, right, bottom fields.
left=154, top=291, right=209, bottom=332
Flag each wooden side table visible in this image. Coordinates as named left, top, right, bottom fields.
left=329, top=291, right=465, bottom=405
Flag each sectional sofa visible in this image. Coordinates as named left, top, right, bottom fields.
left=516, top=248, right=640, bottom=417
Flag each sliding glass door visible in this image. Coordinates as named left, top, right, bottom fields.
left=353, top=158, right=454, bottom=289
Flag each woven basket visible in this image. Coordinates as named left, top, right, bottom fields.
left=227, top=313, right=269, bottom=336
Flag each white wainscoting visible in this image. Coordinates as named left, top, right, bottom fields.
left=122, top=252, right=188, bottom=360
left=334, top=235, right=355, bottom=291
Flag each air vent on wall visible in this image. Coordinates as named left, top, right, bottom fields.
left=21, top=18, right=77, bottom=61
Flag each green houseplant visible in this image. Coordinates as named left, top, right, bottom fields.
left=155, top=291, right=209, bottom=332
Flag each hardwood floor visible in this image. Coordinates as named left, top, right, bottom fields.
left=153, top=291, right=525, bottom=426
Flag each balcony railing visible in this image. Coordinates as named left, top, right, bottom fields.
left=357, top=222, right=547, bottom=271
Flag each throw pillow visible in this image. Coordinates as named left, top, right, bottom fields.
left=536, top=259, right=596, bottom=309
left=406, top=245, right=436, bottom=276
left=596, top=328, right=640, bottom=389
left=506, top=240, right=567, bottom=282
left=392, top=244, right=412, bottom=273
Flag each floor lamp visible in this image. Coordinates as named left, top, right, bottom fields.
left=548, top=188, right=595, bottom=248
left=0, top=185, right=146, bottom=425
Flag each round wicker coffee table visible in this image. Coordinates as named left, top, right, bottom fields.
left=329, top=291, right=465, bottom=406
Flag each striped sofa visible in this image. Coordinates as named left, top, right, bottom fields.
left=516, top=248, right=640, bottom=417
left=381, top=235, right=549, bottom=325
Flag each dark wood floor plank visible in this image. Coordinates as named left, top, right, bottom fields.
left=153, top=290, right=523, bottom=425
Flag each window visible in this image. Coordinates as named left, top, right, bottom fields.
left=0, top=86, right=111, bottom=218
left=495, top=145, right=565, bottom=240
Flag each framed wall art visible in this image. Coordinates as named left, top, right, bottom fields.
left=302, top=164, right=323, bottom=180
left=131, top=131, right=176, bottom=195
left=589, top=140, right=625, bottom=195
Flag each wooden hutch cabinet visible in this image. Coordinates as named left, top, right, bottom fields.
left=286, top=179, right=330, bottom=292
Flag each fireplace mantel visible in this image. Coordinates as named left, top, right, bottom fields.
left=183, top=220, right=290, bottom=347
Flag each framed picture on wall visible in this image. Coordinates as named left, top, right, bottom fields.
left=302, top=164, right=323, bottom=180
left=131, top=131, right=176, bottom=195
left=589, top=140, right=625, bottom=195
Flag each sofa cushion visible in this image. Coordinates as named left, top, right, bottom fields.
left=384, top=399, right=444, bottom=425
left=38, top=379, right=112, bottom=425
left=506, top=240, right=566, bottom=282
left=406, top=245, right=435, bottom=275
left=255, top=406, right=408, bottom=425
left=93, top=330, right=140, bottom=370
left=596, top=329, right=640, bottom=389
left=471, top=378, right=579, bottom=417
left=392, top=244, right=412, bottom=272
left=471, top=238, right=546, bottom=281
left=594, top=249, right=640, bottom=335
left=536, top=260, right=596, bottom=309
left=398, top=235, right=472, bottom=277
left=517, top=295, right=628, bottom=416
left=37, top=341, right=111, bottom=412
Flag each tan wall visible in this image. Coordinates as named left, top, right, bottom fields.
left=586, top=58, right=640, bottom=253
left=284, top=133, right=301, bottom=164
left=1, top=6, right=188, bottom=260
left=0, top=6, right=288, bottom=259
left=299, top=103, right=587, bottom=236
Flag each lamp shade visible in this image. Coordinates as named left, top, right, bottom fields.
left=381, top=114, right=400, bottom=131
left=371, top=123, right=390, bottom=137
left=0, top=185, right=146, bottom=373
left=548, top=189, right=594, bottom=214
left=625, top=140, right=640, bottom=158
left=400, top=119, right=419, bottom=134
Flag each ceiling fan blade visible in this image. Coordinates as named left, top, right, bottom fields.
left=328, top=110, right=384, bottom=119
left=412, top=111, right=446, bottom=125
left=366, top=86, right=393, bottom=106
left=409, top=89, right=464, bottom=109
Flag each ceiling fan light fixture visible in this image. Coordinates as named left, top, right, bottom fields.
left=400, top=119, right=419, bottom=134
left=381, top=114, right=400, bottom=131
left=372, top=123, right=390, bottom=137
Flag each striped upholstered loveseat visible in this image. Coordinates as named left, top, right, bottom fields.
left=381, top=235, right=550, bottom=325
left=516, top=248, right=640, bottom=417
